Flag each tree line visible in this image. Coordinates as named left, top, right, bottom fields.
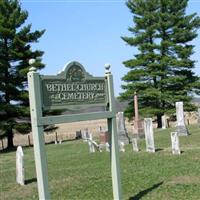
left=0, top=0, right=200, bottom=148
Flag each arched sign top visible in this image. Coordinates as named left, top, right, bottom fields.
left=57, top=61, right=93, bottom=81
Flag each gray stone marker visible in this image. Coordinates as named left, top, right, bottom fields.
left=132, top=138, right=139, bottom=152
left=198, top=108, right=200, bottom=127
left=16, top=146, right=25, bottom=185
left=82, top=128, right=89, bottom=142
left=171, top=132, right=181, bottom=155
left=144, top=118, right=155, bottom=153
left=87, top=133, right=95, bottom=153
left=87, top=140, right=95, bottom=153
left=161, top=115, right=166, bottom=129
left=119, top=141, right=125, bottom=152
left=105, top=142, right=110, bottom=152
left=116, top=112, right=130, bottom=145
left=175, top=102, right=189, bottom=136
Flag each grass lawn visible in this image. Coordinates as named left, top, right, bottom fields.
left=1, top=124, right=200, bottom=200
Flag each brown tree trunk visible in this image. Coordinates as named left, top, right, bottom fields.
left=7, top=129, right=14, bottom=149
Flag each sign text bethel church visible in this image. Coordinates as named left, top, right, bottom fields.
left=40, top=62, right=107, bottom=110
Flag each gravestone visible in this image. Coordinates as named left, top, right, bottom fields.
left=175, top=102, right=189, bottom=136
left=198, top=108, right=200, bottom=127
left=105, top=142, right=110, bottom=152
left=116, top=112, right=130, bottom=144
left=87, top=132, right=95, bottom=153
left=87, top=139, right=95, bottom=153
left=171, top=132, right=181, bottom=155
left=75, top=130, right=82, bottom=139
left=16, top=146, right=25, bottom=185
left=161, top=115, right=166, bottom=129
left=144, top=118, right=155, bottom=153
left=119, top=141, right=125, bottom=152
left=132, top=138, right=139, bottom=152
left=82, top=128, right=89, bottom=142
left=99, top=130, right=109, bottom=144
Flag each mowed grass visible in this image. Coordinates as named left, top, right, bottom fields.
left=1, top=124, right=200, bottom=200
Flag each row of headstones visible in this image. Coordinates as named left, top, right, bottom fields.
left=117, top=101, right=191, bottom=146
left=15, top=124, right=180, bottom=187
left=82, top=101, right=188, bottom=153
left=82, top=118, right=181, bottom=154
left=117, top=102, right=187, bottom=154
left=139, top=118, right=180, bottom=154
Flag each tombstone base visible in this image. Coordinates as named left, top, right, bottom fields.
left=175, top=125, right=189, bottom=136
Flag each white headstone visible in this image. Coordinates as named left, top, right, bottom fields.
left=144, top=118, right=155, bottom=153
left=161, top=115, right=166, bottom=129
left=87, top=133, right=96, bottom=153
left=175, top=102, right=189, bottom=136
left=119, top=141, right=125, bottom=152
left=171, top=132, right=181, bottom=155
left=132, top=138, right=139, bottom=152
left=87, top=139, right=95, bottom=153
left=16, top=146, right=25, bottom=185
left=105, top=142, right=110, bottom=152
left=59, top=140, right=62, bottom=144
left=116, top=112, right=130, bottom=144
left=54, top=140, right=57, bottom=144
left=82, top=129, right=89, bottom=142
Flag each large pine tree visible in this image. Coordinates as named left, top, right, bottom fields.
left=120, top=0, right=200, bottom=127
left=0, top=0, right=45, bottom=148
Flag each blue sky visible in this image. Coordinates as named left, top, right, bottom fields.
left=21, top=0, right=200, bottom=96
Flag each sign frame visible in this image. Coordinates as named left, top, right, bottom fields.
left=28, top=61, right=122, bottom=200
left=40, top=61, right=108, bottom=111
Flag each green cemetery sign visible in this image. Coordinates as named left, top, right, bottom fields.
left=28, top=61, right=122, bottom=200
left=41, top=62, right=108, bottom=110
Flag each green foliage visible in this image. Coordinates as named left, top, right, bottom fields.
left=0, top=0, right=45, bottom=147
left=14, top=122, right=31, bottom=134
left=120, top=0, right=200, bottom=124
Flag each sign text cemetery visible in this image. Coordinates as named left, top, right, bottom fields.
left=28, top=61, right=122, bottom=200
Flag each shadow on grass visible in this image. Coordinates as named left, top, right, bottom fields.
left=129, top=181, right=163, bottom=200
left=155, top=148, right=163, bottom=152
left=25, top=178, right=37, bottom=185
left=0, top=146, right=17, bottom=154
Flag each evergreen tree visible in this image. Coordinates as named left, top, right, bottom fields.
left=0, top=0, right=45, bottom=148
left=120, top=0, right=200, bottom=127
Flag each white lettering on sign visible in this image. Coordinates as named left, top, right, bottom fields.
left=50, top=92, right=97, bottom=101
left=46, top=83, right=105, bottom=92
